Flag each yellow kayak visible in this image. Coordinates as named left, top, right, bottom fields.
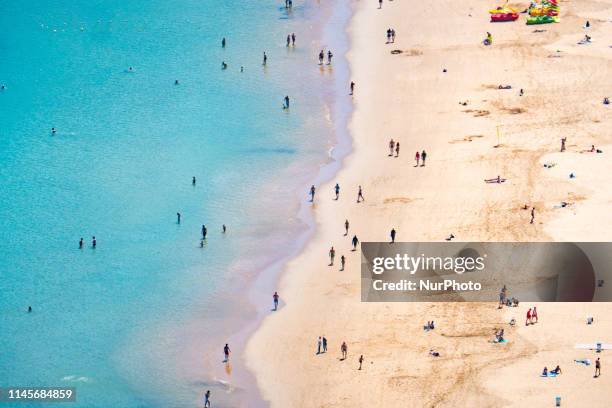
left=489, top=6, right=518, bottom=13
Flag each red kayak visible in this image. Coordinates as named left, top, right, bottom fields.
left=490, top=12, right=519, bottom=22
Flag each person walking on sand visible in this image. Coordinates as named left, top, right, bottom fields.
left=358, top=355, right=364, bottom=370
left=291, top=33, right=296, bottom=46
left=391, top=29, right=396, bottom=43
left=352, top=235, right=359, bottom=251
left=273, top=291, right=279, bottom=311
left=202, top=225, right=208, bottom=240
left=378, top=0, right=382, bottom=9
left=327, top=50, right=333, bottom=65
left=318, top=50, right=324, bottom=65
left=340, top=255, right=346, bottom=271
left=309, top=185, right=316, bottom=202
left=334, top=183, right=340, bottom=200
left=177, top=212, right=181, bottom=224
left=357, top=185, right=364, bottom=203
left=390, top=228, right=396, bottom=243
left=322, top=336, right=328, bottom=353
left=329, top=246, right=336, bottom=266
left=561, top=137, right=566, bottom=152
left=341, top=342, right=348, bottom=360
left=526, top=308, right=532, bottom=326
left=530, top=207, right=535, bottom=224
left=224, top=343, right=231, bottom=362
left=386, top=29, right=392, bottom=43
left=595, top=358, right=601, bottom=377
left=317, top=336, right=322, bottom=354
left=421, top=150, right=427, bottom=166
left=286, top=34, right=291, bottom=47
left=389, top=139, right=395, bottom=156
left=415, top=151, right=420, bottom=166
left=395, top=142, right=400, bottom=157
left=344, top=219, right=350, bottom=236
left=204, top=390, right=211, bottom=408
left=532, top=306, right=538, bottom=323
left=350, top=81, right=355, bottom=95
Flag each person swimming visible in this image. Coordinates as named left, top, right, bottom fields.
left=79, top=237, right=84, bottom=249
left=175, top=79, right=179, bottom=85
left=28, top=306, right=32, bottom=313
left=192, top=176, right=196, bottom=185
left=221, top=37, right=226, bottom=48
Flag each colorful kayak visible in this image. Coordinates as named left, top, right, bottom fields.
left=526, top=15, right=559, bottom=24
left=491, top=12, right=519, bottom=22
left=489, top=6, right=518, bottom=13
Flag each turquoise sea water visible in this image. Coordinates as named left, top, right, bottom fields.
left=0, top=0, right=348, bottom=407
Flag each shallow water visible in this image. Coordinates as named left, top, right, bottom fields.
left=0, top=0, right=348, bottom=406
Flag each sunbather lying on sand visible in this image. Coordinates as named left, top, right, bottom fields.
left=498, top=85, right=512, bottom=89
left=429, top=349, right=440, bottom=357
left=485, top=176, right=506, bottom=183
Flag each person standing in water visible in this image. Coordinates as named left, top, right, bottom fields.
left=334, top=183, right=340, bottom=200
left=223, top=343, right=231, bottom=362
left=222, top=224, right=227, bottom=233
left=286, top=34, right=291, bottom=47
left=357, top=185, right=364, bottom=203
left=204, top=390, right=211, bottom=408
left=92, top=236, right=97, bottom=248
left=390, top=228, right=396, bottom=243
left=273, top=291, right=279, bottom=311
left=351, top=235, right=359, bottom=251
left=350, top=81, right=355, bottom=95
left=291, top=33, right=296, bottom=46
left=221, top=37, right=226, bottom=48
left=202, top=225, right=208, bottom=240
left=329, top=246, right=336, bottom=266
left=28, top=306, right=32, bottom=313
left=263, top=52, right=268, bottom=66
left=177, top=212, right=181, bottom=224
left=309, top=185, right=316, bottom=202
left=284, top=95, right=290, bottom=109
left=327, top=50, right=333, bottom=65
left=79, top=238, right=84, bottom=249
left=51, top=127, right=56, bottom=135
left=318, top=50, right=324, bottom=65
left=192, top=176, right=196, bottom=186
left=344, top=219, right=349, bottom=236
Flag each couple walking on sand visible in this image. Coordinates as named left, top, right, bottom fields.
left=526, top=307, right=538, bottom=325
left=386, top=28, right=396, bottom=43
left=316, top=336, right=328, bottom=354
left=388, top=139, right=400, bottom=157
left=415, top=150, right=427, bottom=166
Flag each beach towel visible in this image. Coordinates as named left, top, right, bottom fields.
left=541, top=372, right=558, bottom=377
left=574, top=359, right=591, bottom=366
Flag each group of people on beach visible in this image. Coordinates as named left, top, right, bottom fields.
left=525, top=307, right=538, bottom=326
left=388, top=139, right=400, bottom=157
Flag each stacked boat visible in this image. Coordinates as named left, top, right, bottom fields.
left=526, top=0, right=560, bottom=24
left=489, top=6, right=519, bottom=22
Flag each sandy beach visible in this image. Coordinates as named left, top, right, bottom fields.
left=246, top=0, right=612, bottom=406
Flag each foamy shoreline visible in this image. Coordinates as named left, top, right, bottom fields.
left=246, top=0, right=612, bottom=406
